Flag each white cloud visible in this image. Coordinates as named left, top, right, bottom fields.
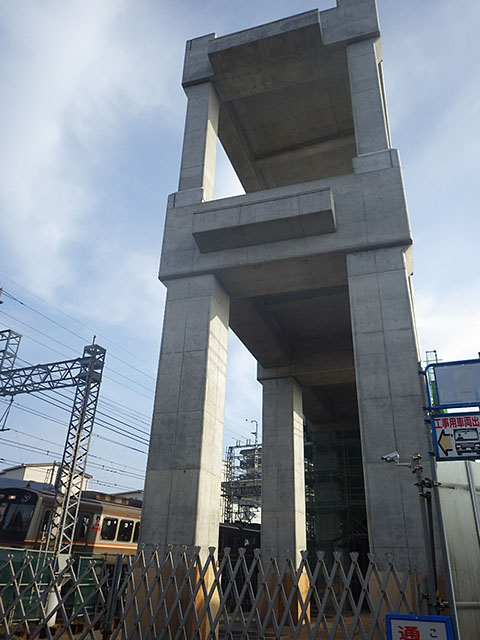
left=0, top=0, right=182, bottom=299
left=415, top=290, right=480, bottom=363
left=72, top=246, right=166, bottom=333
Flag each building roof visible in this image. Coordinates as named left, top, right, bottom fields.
left=0, top=462, right=93, bottom=479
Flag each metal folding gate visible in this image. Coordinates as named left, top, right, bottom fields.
left=1, top=546, right=425, bottom=639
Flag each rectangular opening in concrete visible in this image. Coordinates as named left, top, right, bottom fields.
left=225, top=257, right=368, bottom=559
left=213, top=38, right=356, bottom=192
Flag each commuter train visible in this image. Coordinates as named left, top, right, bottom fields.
left=0, top=485, right=142, bottom=556
left=0, top=485, right=260, bottom=557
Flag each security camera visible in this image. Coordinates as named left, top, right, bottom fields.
left=381, top=451, right=400, bottom=463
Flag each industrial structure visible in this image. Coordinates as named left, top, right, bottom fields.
left=0, top=332, right=105, bottom=556
left=141, top=0, right=430, bottom=574
left=222, top=441, right=262, bottom=524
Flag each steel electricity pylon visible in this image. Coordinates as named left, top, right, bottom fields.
left=0, top=341, right=106, bottom=556
left=0, top=329, right=22, bottom=373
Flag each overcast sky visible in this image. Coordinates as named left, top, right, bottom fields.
left=0, top=0, right=478, bottom=491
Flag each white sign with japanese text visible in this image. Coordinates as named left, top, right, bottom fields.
left=386, top=614, right=453, bottom=640
left=431, top=412, right=480, bottom=461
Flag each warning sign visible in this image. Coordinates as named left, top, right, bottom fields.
left=431, top=412, right=480, bottom=461
left=386, top=613, right=454, bottom=640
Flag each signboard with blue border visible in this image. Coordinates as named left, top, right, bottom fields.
left=386, top=613, right=454, bottom=639
left=426, top=357, right=480, bottom=410
left=430, top=412, right=480, bottom=461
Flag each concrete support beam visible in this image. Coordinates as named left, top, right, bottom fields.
left=347, top=247, right=429, bottom=570
left=178, top=82, right=220, bottom=202
left=260, top=376, right=306, bottom=565
left=347, top=39, right=390, bottom=155
left=140, top=275, right=229, bottom=554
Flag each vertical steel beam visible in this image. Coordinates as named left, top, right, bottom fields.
left=46, top=344, right=106, bottom=556
left=0, top=329, right=22, bottom=373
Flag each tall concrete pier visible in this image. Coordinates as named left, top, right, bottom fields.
left=141, top=0, right=429, bottom=572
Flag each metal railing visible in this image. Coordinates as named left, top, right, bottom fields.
left=0, top=546, right=425, bottom=639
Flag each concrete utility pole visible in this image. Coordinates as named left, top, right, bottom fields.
left=142, top=0, right=430, bottom=572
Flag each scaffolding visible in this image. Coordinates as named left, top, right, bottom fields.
left=221, top=440, right=262, bottom=524
left=304, top=418, right=368, bottom=563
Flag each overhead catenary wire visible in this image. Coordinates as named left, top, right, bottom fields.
left=2, top=289, right=156, bottom=382
left=0, top=319, right=154, bottom=403
left=0, top=455, right=140, bottom=493
left=0, top=275, right=156, bottom=370
left=0, top=300, right=251, bottom=445
left=1, top=297, right=250, bottom=440
left=7, top=427, right=146, bottom=473
left=0, top=395, right=150, bottom=446
left=0, top=309, right=155, bottom=395
left=0, top=398, right=148, bottom=454
left=0, top=437, right=145, bottom=481
left=89, top=479, right=141, bottom=492
left=1, top=283, right=253, bottom=425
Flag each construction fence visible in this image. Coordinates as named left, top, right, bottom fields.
left=0, top=546, right=428, bottom=639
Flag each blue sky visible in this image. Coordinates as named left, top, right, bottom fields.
left=0, top=0, right=478, bottom=491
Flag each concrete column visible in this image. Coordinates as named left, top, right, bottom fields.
left=178, top=82, right=219, bottom=203
left=347, top=247, right=430, bottom=571
left=347, top=39, right=391, bottom=155
left=140, top=274, right=229, bottom=554
left=260, top=376, right=306, bottom=566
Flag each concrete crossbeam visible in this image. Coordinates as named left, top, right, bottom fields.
left=192, top=188, right=335, bottom=252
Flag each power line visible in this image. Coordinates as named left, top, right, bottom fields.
left=0, top=317, right=249, bottom=443
left=0, top=437, right=145, bottom=481
left=13, top=351, right=153, bottom=426
left=0, top=309, right=156, bottom=395
left=28, top=388, right=151, bottom=437
left=0, top=398, right=148, bottom=454
left=7, top=427, right=146, bottom=474
left=0, top=317, right=247, bottom=443
left=0, top=457, right=141, bottom=493
left=3, top=290, right=157, bottom=383
left=0, top=275, right=157, bottom=370
left=16, top=388, right=150, bottom=442
left=89, top=479, right=141, bottom=492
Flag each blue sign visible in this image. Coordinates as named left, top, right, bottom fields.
left=386, top=613, right=454, bottom=639
left=426, top=357, right=480, bottom=410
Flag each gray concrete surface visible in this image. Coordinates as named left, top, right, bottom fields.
left=141, top=0, right=430, bottom=573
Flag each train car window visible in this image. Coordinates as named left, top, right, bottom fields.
left=0, top=489, right=38, bottom=542
left=118, top=519, right=133, bottom=542
left=100, top=518, right=118, bottom=540
left=75, top=513, right=91, bottom=541
left=133, top=521, right=140, bottom=542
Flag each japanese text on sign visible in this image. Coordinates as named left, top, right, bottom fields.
left=433, top=415, right=480, bottom=428
left=431, top=412, right=480, bottom=460
left=386, top=614, right=453, bottom=640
